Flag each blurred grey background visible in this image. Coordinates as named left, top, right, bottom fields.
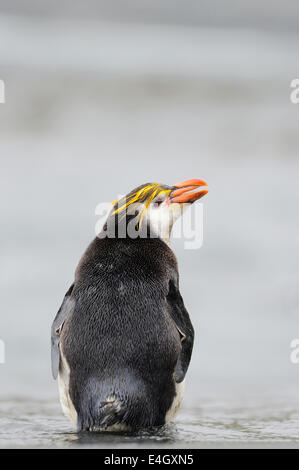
left=0, top=0, right=299, bottom=420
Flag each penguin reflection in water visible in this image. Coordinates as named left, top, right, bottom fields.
left=51, top=179, right=208, bottom=431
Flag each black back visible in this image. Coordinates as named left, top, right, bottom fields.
left=55, top=234, right=194, bottom=430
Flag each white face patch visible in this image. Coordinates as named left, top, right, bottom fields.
left=144, top=200, right=188, bottom=245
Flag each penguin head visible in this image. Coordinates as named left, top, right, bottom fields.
left=109, top=179, right=208, bottom=244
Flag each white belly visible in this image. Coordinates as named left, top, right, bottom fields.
left=165, top=380, right=185, bottom=423
left=58, top=346, right=78, bottom=427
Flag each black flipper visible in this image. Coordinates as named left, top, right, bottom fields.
left=166, top=278, right=194, bottom=383
left=51, top=283, right=75, bottom=380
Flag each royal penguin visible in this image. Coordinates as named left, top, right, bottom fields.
left=51, top=179, right=208, bottom=431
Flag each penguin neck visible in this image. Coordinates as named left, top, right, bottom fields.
left=101, top=213, right=173, bottom=246
left=145, top=220, right=172, bottom=247
left=160, top=233, right=171, bottom=246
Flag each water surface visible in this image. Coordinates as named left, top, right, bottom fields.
left=1, top=396, right=298, bottom=448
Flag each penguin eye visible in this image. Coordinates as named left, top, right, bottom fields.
left=153, top=198, right=163, bottom=208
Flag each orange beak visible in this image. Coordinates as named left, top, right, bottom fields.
left=169, top=179, right=209, bottom=204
